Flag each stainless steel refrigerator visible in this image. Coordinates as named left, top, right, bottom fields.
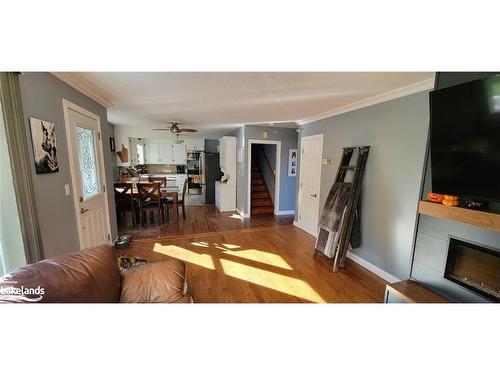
left=187, top=151, right=222, bottom=204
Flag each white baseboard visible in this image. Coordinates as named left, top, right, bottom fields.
left=237, top=209, right=250, bottom=218
left=277, top=210, right=295, bottom=215
left=293, top=220, right=299, bottom=227
left=346, top=251, right=400, bottom=283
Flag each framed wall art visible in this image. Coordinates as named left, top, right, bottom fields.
left=29, top=117, right=59, bottom=174
left=288, top=148, right=297, bottom=176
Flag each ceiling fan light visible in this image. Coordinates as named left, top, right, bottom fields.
left=173, top=134, right=184, bottom=144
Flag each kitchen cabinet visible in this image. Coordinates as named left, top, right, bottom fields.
left=172, top=144, right=187, bottom=164
left=215, top=181, right=236, bottom=212
left=143, top=140, right=187, bottom=164
left=144, top=143, right=159, bottom=164
left=185, top=139, right=204, bottom=151
left=158, top=143, right=170, bottom=163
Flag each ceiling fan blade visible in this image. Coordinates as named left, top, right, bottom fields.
left=152, top=128, right=170, bottom=130
left=180, top=128, right=198, bottom=133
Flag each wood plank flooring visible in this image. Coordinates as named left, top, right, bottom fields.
left=118, top=204, right=294, bottom=240
left=117, top=223, right=387, bottom=303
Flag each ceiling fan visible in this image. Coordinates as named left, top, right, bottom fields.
left=152, top=121, right=197, bottom=144
left=152, top=121, right=197, bottom=134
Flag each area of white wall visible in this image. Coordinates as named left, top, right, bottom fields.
left=298, top=91, right=430, bottom=280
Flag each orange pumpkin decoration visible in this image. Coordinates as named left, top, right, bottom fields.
left=442, top=195, right=459, bottom=207
left=427, top=192, right=445, bottom=203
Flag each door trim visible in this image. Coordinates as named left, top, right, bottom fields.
left=247, top=139, right=281, bottom=216
left=62, top=99, right=112, bottom=250
left=297, top=133, right=323, bottom=237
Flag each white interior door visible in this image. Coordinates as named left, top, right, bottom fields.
left=64, top=100, right=111, bottom=250
left=298, top=134, right=323, bottom=236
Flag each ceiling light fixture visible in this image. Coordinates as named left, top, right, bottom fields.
left=173, top=133, right=184, bottom=144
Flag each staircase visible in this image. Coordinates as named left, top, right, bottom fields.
left=251, top=165, right=274, bottom=215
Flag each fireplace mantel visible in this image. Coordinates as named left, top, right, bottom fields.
left=418, top=201, right=500, bottom=232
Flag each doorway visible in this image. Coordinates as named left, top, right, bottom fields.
left=297, top=134, right=323, bottom=236
left=247, top=139, right=281, bottom=216
left=63, top=99, right=112, bottom=250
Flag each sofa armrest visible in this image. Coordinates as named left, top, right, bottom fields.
left=120, top=259, right=189, bottom=303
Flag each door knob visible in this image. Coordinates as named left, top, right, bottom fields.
left=80, top=208, right=90, bottom=214
left=310, top=194, right=317, bottom=198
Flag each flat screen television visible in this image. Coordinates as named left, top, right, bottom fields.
left=430, top=74, right=500, bottom=204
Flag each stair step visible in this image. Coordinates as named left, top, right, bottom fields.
left=252, top=206, right=274, bottom=214
left=252, top=191, right=270, bottom=199
left=252, top=178, right=265, bottom=185
left=251, top=185, right=267, bottom=192
left=252, top=198, right=273, bottom=207
left=252, top=172, right=262, bottom=178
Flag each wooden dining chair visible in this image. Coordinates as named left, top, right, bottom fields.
left=166, top=178, right=188, bottom=220
left=148, top=176, right=167, bottom=188
left=113, top=183, right=137, bottom=226
left=137, top=182, right=163, bottom=226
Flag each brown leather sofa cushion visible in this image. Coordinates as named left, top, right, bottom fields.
left=0, top=245, right=121, bottom=303
left=120, top=259, right=190, bottom=303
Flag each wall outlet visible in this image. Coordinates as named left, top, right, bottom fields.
left=64, top=184, right=71, bottom=196
left=322, top=158, right=333, bottom=165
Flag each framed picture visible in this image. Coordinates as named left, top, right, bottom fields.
left=29, top=118, right=59, bottom=174
left=109, top=137, right=116, bottom=152
left=288, top=148, right=297, bottom=176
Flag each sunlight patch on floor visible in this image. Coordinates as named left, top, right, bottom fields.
left=228, top=214, right=244, bottom=221
left=220, top=259, right=324, bottom=303
left=223, top=248, right=293, bottom=270
left=153, top=243, right=215, bottom=270
left=221, top=243, right=241, bottom=249
left=191, top=242, right=209, bottom=248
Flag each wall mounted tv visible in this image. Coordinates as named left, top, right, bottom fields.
left=430, top=74, right=500, bottom=203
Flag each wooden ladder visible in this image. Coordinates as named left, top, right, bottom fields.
left=315, top=146, right=370, bottom=272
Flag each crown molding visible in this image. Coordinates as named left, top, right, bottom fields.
left=50, top=72, right=113, bottom=108
left=297, top=76, right=435, bottom=126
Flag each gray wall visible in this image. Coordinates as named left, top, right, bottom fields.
left=19, top=73, right=118, bottom=259
left=298, top=91, right=430, bottom=280
left=410, top=72, right=499, bottom=302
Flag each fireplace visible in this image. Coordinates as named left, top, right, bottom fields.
left=444, top=238, right=500, bottom=302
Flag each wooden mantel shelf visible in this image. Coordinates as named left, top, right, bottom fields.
left=418, top=200, right=500, bottom=232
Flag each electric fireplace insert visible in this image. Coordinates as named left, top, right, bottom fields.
left=444, top=238, right=500, bottom=302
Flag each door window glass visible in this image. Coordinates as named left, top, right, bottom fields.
left=76, top=126, right=100, bottom=200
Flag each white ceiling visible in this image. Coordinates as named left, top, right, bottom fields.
left=63, top=72, right=435, bottom=137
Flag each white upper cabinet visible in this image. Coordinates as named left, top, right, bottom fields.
left=157, top=143, right=170, bottom=163
left=135, top=138, right=190, bottom=165
left=144, top=143, right=159, bottom=164
left=185, top=139, right=204, bottom=151
left=172, top=143, right=187, bottom=164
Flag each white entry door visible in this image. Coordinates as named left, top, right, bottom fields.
left=63, top=100, right=111, bottom=250
left=297, top=134, right=323, bottom=236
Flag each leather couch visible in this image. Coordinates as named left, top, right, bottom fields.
left=0, top=245, right=193, bottom=303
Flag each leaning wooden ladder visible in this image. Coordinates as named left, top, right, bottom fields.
left=315, top=146, right=370, bottom=272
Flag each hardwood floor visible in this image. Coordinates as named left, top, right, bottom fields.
left=118, top=204, right=294, bottom=240
left=117, top=224, right=387, bottom=303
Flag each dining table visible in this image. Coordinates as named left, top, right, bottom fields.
left=116, top=182, right=180, bottom=224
